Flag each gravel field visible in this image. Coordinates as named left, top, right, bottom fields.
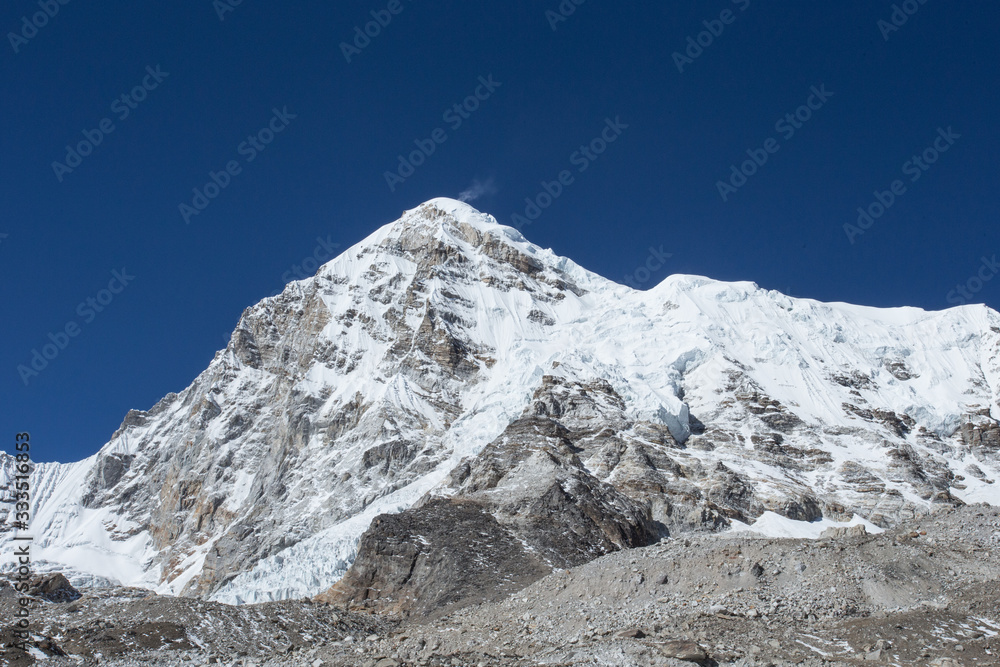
left=3, top=504, right=998, bottom=666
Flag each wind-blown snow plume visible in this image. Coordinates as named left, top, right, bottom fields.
left=457, top=177, right=497, bottom=203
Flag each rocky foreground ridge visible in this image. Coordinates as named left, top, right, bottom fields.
left=3, top=504, right=998, bottom=665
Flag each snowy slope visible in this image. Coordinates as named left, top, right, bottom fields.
left=2, top=197, right=998, bottom=603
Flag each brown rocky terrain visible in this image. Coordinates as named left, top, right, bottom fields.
left=3, top=504, right=998, bottom=666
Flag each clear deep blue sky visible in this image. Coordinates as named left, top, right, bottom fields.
left=3, top=1, right=999, bottom=462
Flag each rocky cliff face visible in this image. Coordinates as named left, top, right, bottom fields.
left=2, top=198, right=999, bottom=607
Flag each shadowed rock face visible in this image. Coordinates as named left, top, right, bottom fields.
left=445, top=410, right=662, bottom=567
left=320, top=499, right=551, bottom=617
left=81, top=453, right=135, bottom=507
left=29, top=573, right=81, bottom=603
left=324, top=375, right=752, bottom=616
left=323, top=377, right=671, bottom=616
left=321, top=360, right=991, bottom=617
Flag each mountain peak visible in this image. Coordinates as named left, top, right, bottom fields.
left=387, top=197, right=526, bottom=250
left=413, top=196, right=496, bottom=224
left=4, top=199, right=999, bottom=608
left=313, top=197, right=607, bottom=300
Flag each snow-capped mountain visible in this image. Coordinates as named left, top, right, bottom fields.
left=2, top=198, right=998, bottom=604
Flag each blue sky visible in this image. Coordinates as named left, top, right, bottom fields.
left=3, top=1, right=999, bottom=462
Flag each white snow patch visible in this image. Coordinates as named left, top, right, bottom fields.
left=728, top=512, right=884, bottom=540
